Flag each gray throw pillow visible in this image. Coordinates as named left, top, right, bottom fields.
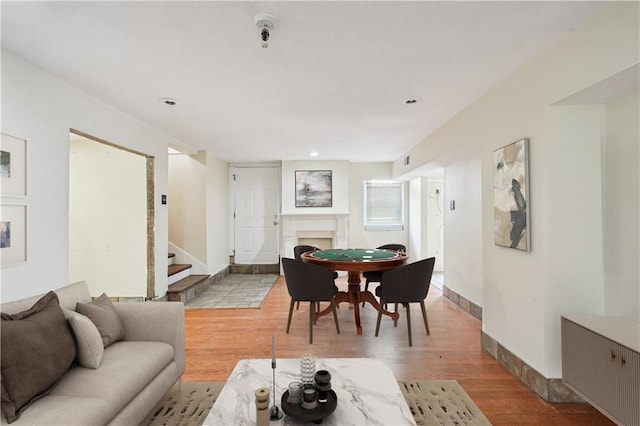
left=67, top=312, right=105, bottom=369
left=76, top=293, right=125, bottom=348
left=1, top=291, right=77, bottom=423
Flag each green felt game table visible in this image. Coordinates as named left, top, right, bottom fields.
left=302, top=248, right=408, bottom=335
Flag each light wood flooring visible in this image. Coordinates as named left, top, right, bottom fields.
left=184, top=275, right=613, bottom=425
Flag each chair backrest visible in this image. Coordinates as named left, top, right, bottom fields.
left=378, top=257, right=435, bottom=303
left=293, top=245, right=318, bottom=261
left=377, top=244, right=406, bottom=253
left=281, top=258, right=338, bottom=301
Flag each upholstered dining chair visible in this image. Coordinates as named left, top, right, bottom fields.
left=374, top=257, right=435, bottom=346
left=362, top=244, right=406, bottom=306
left=293, top=245, right=339, bottom=310
left=282, top=257, right=341, bottom=344
left=293, top=244, right=318, bottom=261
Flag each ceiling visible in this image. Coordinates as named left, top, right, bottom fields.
left=1, top=1, right=607, bottom=164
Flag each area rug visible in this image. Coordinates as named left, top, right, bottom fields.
left=141, top=380, right=491, bottom=426
left=140, top=382, right=224, bottom=425
left=185, top=274, right=279, bottom=309
left=399, top=380, right=491, bottom=425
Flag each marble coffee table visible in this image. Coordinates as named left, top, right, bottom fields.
left=204, top=358, right=416, bottom=425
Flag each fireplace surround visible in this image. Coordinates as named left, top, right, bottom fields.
left=281, top=214, right=349, bottom=260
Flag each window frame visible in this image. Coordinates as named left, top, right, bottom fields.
left=363, top=180, right=405, bottom=231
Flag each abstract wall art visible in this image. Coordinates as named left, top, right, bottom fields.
left=295, top=170, right=332, bottom=207
left=493, top=138, right=530, bottom=251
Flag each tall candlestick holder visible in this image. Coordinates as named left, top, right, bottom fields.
left=270, top=334, right=283, bottom=420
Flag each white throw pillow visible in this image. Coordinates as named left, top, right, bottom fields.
left=67, top=312, right=105, bottom=369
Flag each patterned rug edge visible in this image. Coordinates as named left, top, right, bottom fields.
left=399, top=379, right=492, bottom=425
left=141, top=380, right=491, bottom=426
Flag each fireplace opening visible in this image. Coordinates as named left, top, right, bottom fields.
left=297, top=237, right=332, bottom=250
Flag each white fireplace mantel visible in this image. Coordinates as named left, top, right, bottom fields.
left=280, top=213, right=349, bottom=259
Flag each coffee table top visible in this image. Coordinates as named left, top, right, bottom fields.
left=204, top=358, right=416, bottom=425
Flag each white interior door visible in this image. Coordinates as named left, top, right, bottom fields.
left=231, top=167, right=280, bottom=264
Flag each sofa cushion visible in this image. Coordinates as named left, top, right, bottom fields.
left=49, top=341, right=174, bottom=414
left=68, top=312, right=104, bottom=369
left=76, top=293, right=124, bottom=348
left=4, top=395, right=113, bottom=426
left=0, top=292, right=77, bottom=423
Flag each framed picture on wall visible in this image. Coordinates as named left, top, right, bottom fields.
left=1, top=204, right=27, bottom=267
left=1, top=133, right=27, bottom=197
left=493, top=138, right=530, bottom=251
left=295, top=170, right=332, bottom=207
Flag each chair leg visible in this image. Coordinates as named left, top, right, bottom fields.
left=405, top=303, right=412, bottom=347
left=375, top=299, right=384, bottom=336
left=296, top=301, right=300, bottom=310
left=309, top=302, right=315, bottom=344
left=331, top=300, right=340, bottom=334
left=393, top=303, right=399, bottom=328
left=420, top=301, right=430, bottom=335
left=286, top=298, right=295, bottom=333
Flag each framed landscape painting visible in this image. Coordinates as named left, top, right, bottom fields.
left=493, top=138, right=530, bottom=251
left=295, top=170, right=332, bottom=207
left=1, top=133, right=27, bottom=197
left=1, top=204, right=27, bottom=266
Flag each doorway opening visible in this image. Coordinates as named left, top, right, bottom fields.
left=68, top=129, right=155, bottom=299
left=408, top=168, right=445, bottom=290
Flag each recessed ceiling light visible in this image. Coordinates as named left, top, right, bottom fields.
left=159, top=97, right=178, bottom=106
left=310, top=151, right=319, bottom=157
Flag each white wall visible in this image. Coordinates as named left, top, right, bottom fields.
left=348, top=163, right=408, bottom=250
left=545, top=105, right=607, bottom=377
left=604, top=92, right=640, bottom=321
left=1, top=50, right=180, bottom=301
left=280, top=161, right=409, bottom=250
left=205, top=153, right=230, bottom=275
left=390, top=3, right=639, bottom=378
left=69, top=138, right=147, bottom=297
left=168, top=152, right=207, bottom=262
left=282, top=160, right=349, bottom=215
left=444, top=159, right=482, bottom=305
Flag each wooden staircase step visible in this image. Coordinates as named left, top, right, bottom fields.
left=168, top=263, right=191, bottom=276
left=168, top=252, right=175, bottom=259
left=167, top=274, right=210, bottom=302
left=229, top=264, right=280, bottom=274
left=167, top=274, right=209, bottom=293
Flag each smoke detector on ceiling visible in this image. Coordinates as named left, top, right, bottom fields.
left=255, top=13, right=276, bottom=48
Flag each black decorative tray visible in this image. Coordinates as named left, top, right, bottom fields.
left=281, top=389, right=337, bottom=424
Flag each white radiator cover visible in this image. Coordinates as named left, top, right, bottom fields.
left=562, top=316, right=640, bottom=426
